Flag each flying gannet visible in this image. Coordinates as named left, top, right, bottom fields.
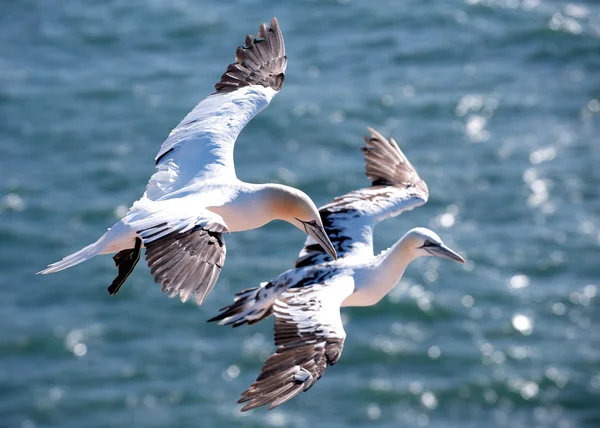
left=38, top=18, right=337, bottom=305
left=209, top=128, right=465, bottom=410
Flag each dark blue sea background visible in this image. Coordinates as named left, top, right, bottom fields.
left=1, top=1, right=599, bottom=427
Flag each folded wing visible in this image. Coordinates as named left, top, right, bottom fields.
left=295, top=128, right=429, bottom=268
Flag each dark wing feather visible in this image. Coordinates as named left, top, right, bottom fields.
left=144, top=226, right=226, bottom=305
left=238, top=279, right=353, bottom=411
left=207, top=266, right=340, bottom=327
left=107, top=237, right=142, bottom=295
left=295, top=127, right=429, bottom=268
left=148, top=18, right=287, bottom=196
left=124, top=206, right=229, bottom=305
left=215, top=17, right=286, bottom=93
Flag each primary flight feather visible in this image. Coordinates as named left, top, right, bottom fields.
left=39, top=18, right=337, bottom=305
left=210, top=128, right=465, bottom=410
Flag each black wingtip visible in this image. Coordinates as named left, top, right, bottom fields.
left=214, top=17, right=287, bottom=93
left=270, top=17, right=280, bottom=32
left=206, top=313, right=225, bottom=323
left=362, top=127, right=428, bottom=198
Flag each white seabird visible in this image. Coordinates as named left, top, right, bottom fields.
left=38, top=18, right=337, bottom=305
left=209, top=128, right=465, bottom=411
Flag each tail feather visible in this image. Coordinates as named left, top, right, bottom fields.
left=208, top=282, right=275, bottom=327
left=37, top=241, right=102, bottom=274
left=38, top=220, right=135, bottom=275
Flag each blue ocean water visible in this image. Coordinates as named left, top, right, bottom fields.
left=1, top=0, right=599, bottom=427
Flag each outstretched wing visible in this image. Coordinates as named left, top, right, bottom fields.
left=144, top=225, right=226, bottom=305
left=295, top=128, right=429, bottom=268
left=146, top=17, right=287, bottom=200
left=124, top=202, right=228, bottom=305
left=238, top=277, right=354, bottom=411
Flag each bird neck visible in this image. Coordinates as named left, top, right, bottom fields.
left=344, top=234, right=417, bottom=307
left=255, top=183, right=294, bottom=216
left=376, top=235, right=418, bottom=281
left=213, top=183, right=298, bottom=232
left=255, top=183, right=310, bottom=225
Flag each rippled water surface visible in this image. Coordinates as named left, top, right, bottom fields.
left=2, top=1, right=599, bottom=427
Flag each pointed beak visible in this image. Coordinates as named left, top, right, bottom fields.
left=428, top=243, right=465, bottom=264
left=305, top=223, right=338, bottom=261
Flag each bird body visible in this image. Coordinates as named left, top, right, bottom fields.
left=39, top=18, right=338, bottom=305
left=211, top=226, right=453, bottom=326
left=69, top=180, right=297, bottom=255
left=210, top=128, right=465, bottom=411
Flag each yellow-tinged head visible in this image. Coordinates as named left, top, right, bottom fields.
left=267, top=184, right=338, bottom=261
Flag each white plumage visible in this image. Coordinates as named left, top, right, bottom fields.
left=147, top=85, right=278, bottom=199
left=210, top=128, right=465, bottom=411
left=38, top=17, right=338, bottom=305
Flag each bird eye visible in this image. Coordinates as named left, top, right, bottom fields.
left=423, top=239, right=432, bottom=247
left=294, top=218, right=318, bottom=226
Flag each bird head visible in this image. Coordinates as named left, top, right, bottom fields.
left=269, top=185, right=338, bottom=261
left=404, top=227, right=465, bottom=264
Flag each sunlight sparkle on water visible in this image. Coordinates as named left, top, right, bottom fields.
left=549, top=12, right=582, bottom=35
left=462, top=295, right=475, bottom=308
left=73, top=343, right=87, bottom=357
left=4, top=193, right=25, bottom=211
left=421, top=391, right=438, bottom=409
left=439, top=213, right=455, bottom=228
left=521, top=381, right=539, bottom=400
left=509, top=274, right=530, bottom=289
left=223, top=364, right=240, bottom=381
left=512, top=314, right=533, bottom=335
left=367, top=403, right=382, bottom=420
left=529, top=147, right=556, bottom=165
left=428, top=346, right=441, bottom=359
left=565, top=3, right=590, bottom=18
left=465, top=116, right=489, bottom=143
left=552, top=302, right=566, bottom=315
left=266, top=411, right=286, bottom=427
